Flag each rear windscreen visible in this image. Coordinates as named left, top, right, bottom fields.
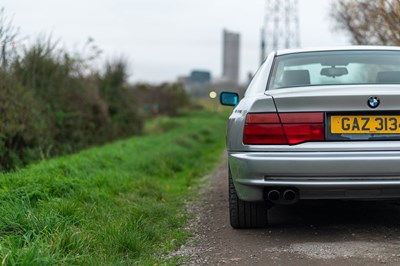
left=269, top=50, right=400, bottom=90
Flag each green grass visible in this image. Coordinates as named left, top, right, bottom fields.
left=0, top=110, right=228, bottom=265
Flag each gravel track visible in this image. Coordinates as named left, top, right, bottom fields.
left=175, top=154, right=400, bottom=265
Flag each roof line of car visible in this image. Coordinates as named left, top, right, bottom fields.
left=276, top=45, right=400, bottom=56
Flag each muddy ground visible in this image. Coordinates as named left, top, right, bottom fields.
left=175, top=155, right=400, bottom=265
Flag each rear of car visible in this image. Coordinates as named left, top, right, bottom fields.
left=221, top=47, right=400, bottom=228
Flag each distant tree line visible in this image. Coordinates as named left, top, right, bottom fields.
left=331, top=0, right=400, bottom=45
left=0, top=9, right=189, bottom=171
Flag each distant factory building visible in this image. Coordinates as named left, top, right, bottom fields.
left=189, top=70, right=211, bottom=85
left=178, top=70, right=212, bottom=98
left=178, top=29, right=245, bottom=99
left=222, top=29, right=240, bottom=85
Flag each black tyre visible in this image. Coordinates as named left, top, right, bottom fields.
left=229, top=171, right=268, bottom=229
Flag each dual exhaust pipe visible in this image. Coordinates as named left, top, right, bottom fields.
left=267, top=189, right=298, bottom=204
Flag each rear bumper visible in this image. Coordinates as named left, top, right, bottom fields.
left=229, top=151, right=400, bottom=201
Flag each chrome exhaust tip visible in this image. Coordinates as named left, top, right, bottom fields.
left=267, top=190, right=281, bottom=202
left=283, top=189, right=298, bottom=203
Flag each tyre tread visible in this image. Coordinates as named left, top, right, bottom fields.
left=229, top=171, right=268, bottom=229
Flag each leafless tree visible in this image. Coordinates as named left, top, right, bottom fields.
left=331, top=0, right=400, bottom=45
left=0, top=8, right=19, bottom=68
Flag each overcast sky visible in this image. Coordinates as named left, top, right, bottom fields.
left=2, top=0, right=350, bottom=84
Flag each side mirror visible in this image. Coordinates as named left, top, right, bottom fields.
left=220, top=92, right=239, bottom=106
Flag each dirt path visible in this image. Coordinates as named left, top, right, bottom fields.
left=177, top=154, right=400, bottom=265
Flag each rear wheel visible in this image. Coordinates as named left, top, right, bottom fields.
left=229, top=171, right=268, bottom=228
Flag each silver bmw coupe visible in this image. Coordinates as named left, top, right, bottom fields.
left=220, top=46, right=400, bottom=228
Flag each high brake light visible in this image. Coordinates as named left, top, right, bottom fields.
left=244, top=112, right=325, bottom=145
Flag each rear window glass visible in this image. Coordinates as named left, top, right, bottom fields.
left=268, top=51, right=400, bottom=90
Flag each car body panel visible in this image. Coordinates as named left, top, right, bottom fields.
left=268, top=85, right=400, bottom=113
left=229, top=150, right=400, bottom=201
left=244, top=51, right=276, bottom=96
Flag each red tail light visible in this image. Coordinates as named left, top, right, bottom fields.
left=244, top=112, right=325, bottom=145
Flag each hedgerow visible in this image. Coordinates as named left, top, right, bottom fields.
left=0, top=9, right=189, bottom=170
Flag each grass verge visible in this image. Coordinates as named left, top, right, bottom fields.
left=0, top=110, right=228, bottom=265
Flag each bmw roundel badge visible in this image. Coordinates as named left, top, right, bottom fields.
left=367, top=96, right=380, bottom=108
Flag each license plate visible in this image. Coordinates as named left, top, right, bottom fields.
left=331, top=115, right=400, bottom=134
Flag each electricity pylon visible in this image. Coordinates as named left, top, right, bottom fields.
left=261, top=0, right=300, bottom=64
